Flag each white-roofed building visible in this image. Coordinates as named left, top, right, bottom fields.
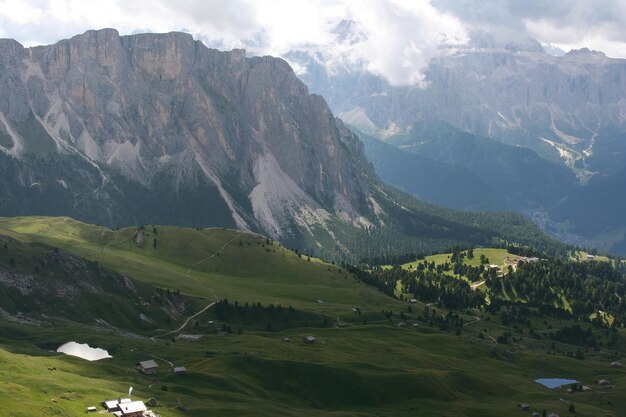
left=117, top=400, right=147, bottom=417
left=104, top=399, right=121, bottom=411
left=102, top=397, right=150, bottom=417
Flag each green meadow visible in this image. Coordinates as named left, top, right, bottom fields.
left=0, top=216, right=397, bottom=318
left=0, top=217, right=624, bottom=417
left=401, top=248, right=522, bottom=270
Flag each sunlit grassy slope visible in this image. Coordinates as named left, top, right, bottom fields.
left=0, top=216, right=399, bottom=317
left=387, top=248, right=523, bottom=284
left=0, top=217, right=625, bottom=417
left=403, top=248, right=522, bottom=270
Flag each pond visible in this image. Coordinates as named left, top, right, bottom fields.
left=56, top=341, right=112, bottom=361
left=535, top=378, right=579, bottom=389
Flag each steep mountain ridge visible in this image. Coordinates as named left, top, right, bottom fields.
left=357, top=129, right=505, bottom=211
left=0, top=29, right=373, bottom=245
left=383, top=121, right=578, bottom=210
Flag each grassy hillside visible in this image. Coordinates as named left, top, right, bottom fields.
left=1, top=311, right=625, bottom=417
left=0, top=217, right=625, bottom=417
left=0, top=233, right=188, bottom=331
left=398, top=248, right=523, bottom=276
left=0, top=216, right=400, bottom=319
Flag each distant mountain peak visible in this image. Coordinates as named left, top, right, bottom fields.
left=565, top=47, right=607, bottom=57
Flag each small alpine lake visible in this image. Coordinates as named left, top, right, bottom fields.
left=535, top=378, right=579, bottom=389
left=56, top=341, right=112, bottom=361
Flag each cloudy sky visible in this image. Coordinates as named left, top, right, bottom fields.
left=0, top=0, right=625, bottom=86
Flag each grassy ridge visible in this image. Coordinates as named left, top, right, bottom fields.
left=0, top=216, right=399, bottom=318
left=0, top=233, right=187, bottom=331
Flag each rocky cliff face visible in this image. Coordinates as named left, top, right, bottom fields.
left=291, top=45, right=626, bottom=179
left=0, top=29, right=374, bottom=244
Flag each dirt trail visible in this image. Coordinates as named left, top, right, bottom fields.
left=463, top=316, right=498, bottom=343
left=464, top=316, right=481, bottom=327
left=152, top=233, right=243, bottom=341
left=187, top=232, right=244, bottom=270
left=151, top=355, right=174, bottom=367
left=151, top=301, right=216, bottom=341
left=159, top=301, right=216, bottom=337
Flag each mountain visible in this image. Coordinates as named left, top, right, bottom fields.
left=0, top=29, right=563, bottom=261
left=550, top=166, right=626, bottom=253
left=287, top=34, right=626, bottom=253
left=0, top=29, right=373, bottom=245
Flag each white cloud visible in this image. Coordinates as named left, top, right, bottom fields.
left=242, top=0, right=469, bottom=86
left=0, top=0, right=45, bottom=24
left=0, top=0, right=624, bottom=85
left=432, top=0, right=626, bottom=58
left=0, top=0, right=468, bottom=86
left=525, top=17, right=626, bottom=58
left=336, top=0, right=468, bottom=86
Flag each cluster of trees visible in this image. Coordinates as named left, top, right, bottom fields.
left=351, top=249, right=626, bottom=330
left=346, top=265, right=396, bottom=296
left=350, top=265, right=484, bottom=310
left=208, top=299, right=326, bottom=331
left=360, top=252, right=426, bottom=267
left=453, top=262, right=491, bottom=281
left=421, top=306, right=465, bottom=335
left=551, top=324, right=596, bottom=347
left=213, top=299, right=296, bottom=320
left=407, top=270, right=484, bottom=309
left=505, top=244, right=542, bottom=258
left=402, top=255, right=491, bottom=283
left=495, top=304, right=532, bottom=326
left=486, top=260, right=626, bottom=326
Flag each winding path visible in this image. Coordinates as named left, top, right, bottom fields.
left=152, top=301, right=217, bottom=341
left=152, top=232, right=244, bottom=340
left=186, top=232, right=244, bottom=270
left=463, top=316, right=481, bottom=327
left=463, top=315, right=498, bottom=343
